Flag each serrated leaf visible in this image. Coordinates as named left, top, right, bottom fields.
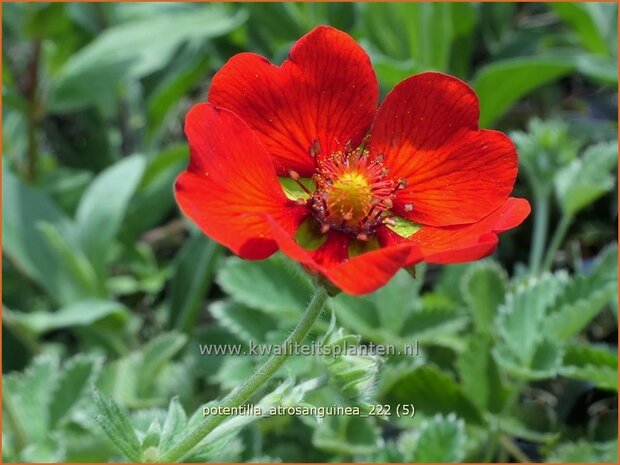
left=3, top=355, right=59, bottom=443
left=370, top=268, right=425, bottom=335
left=320, top=328, right=380, bottom=406
left=313, top=415, right=380, bottom=456
left=554, top=141, right=618, bottom=216
left=50, top=354, right=102, bottom=427
left=461, top=261, right=507, bottom=333
left=185, top=378, right=321, bottom=461
left=456, top=335, right=508, bottom=413
left=545, top=286, right=616, bottom=341
left=381, top=365, right=483, bottom=424
left=93, top=390, right=141, bottom=462
left=494, top=337, right=564, bottom=381
left=138, top=332, right=187, bottom=398
left=560, top=343, right=618, bottom=391
left=495, top=273, right=567, bottom=366
left=547, top=439, right=618, bottom=462
left=400, top=414, right=466, bottom=462
left=210, top=301, right=277, bottom=343
left=159, top=398, right=188, bottom=452
left=217, top=254, right=314, bottom=317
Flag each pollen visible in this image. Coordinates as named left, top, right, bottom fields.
left=308, top=140, right=403, bottom=237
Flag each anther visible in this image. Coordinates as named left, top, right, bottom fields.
left=397, top=178, right=408, bottom=189
left=404, top=203, right=413, bottom=212
left=374, top=153, right=385, bottom=163
left=383, top=218, right=396, bottom=226
left=356, top=233, right=369, bottom=241
left=309, top=139, right=321, bottom=157
left=320, top=224, right=330, bottom=234
left=289, top=170, right=300, bottom=181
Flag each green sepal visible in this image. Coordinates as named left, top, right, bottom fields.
left=387, top=216, right=421, bottom=238
left=295, top=217, right=327, bottom=250
left=278, top=176, right=316, bottom=201
left=348, top=236, right=381, bottom=257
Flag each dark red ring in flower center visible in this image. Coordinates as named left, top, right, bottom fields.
left=292, top=140, right=408, bottom=240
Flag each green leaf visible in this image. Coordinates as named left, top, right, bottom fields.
left=362, top=2, right=456, bottom=70
left=495, top=273, right=567, bottom=366
left=460, top=261, right=508, bottom=333
left=210, top=301, right=277, bottom=343
left=168, top=234, right=223, bottom=333
left=75, top=155, right=146, bottom=277
left=456, top=335, right=508, bottom=413
left=400, top=414, right=466, bottom=462
left=320, top=327, right=380, bottom=406
left=560, top=343, right=618, bottom=391
left=4, top=300, right=129, bottom=336
left=121, top=145, right=188, bottom=243
left=380, top=365, right=483, bottom=424
left=545, top=286, right=616, bottom=342
left=313, top=415, right=380, bottom=456
left=554, top=141, right=618, bottom=216
left=551, top=3, right=615, bottom=56
left=473, top=56, right=575, bottom=126
left=547, top=440, right=618, bottom=462
left=2, top=166, right=84, bottom=304
left=386, top=216, right=421, bottom=239
left=371, top=268, right=425, bottom=335
left=217, top=254, right=314, bottom=317
left=3, top=355, right=58, bottom=444
left=50, top=7, right=247, bottom=111
left=494, top=337, right=564, bottom=381
left=93, top=390, right=142, bottom=462
left=37, top=222, right=105, bottom=298
left=138, top=332, right=187, bottom=398
left=50, top=354, right=102, bottom=427
left=159, top=398, right=188, bottom=452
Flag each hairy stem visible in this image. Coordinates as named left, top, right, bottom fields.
left=159, top=285, right=329, bottom=462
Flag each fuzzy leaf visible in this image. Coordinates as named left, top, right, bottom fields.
left=400, top=414, right=466, bottom=462
left=93, top=390, right=141, bottom=462
left=461, top=260, right=508, bottom=333
left=554, top=141, right=618, bottom=216
left=217, top=254, right=314, bottom=317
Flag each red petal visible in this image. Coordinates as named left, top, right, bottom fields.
left=175, top=103, right=307, bottom=259
left=370, top=72, right=518, bottom=227
left=379, top=197, right=531, bottom=264
left=209, top=26, right=378, bottom=176
left=263, top=215, right=422, bottom=295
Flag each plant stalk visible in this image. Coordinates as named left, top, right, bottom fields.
left=541, top=213, right=573, bottom=272
left=159, top=285, right=329, bottom=462
left=529, top=193, right=550, bottom=274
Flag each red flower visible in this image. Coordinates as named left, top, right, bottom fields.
left=175, top=26, right=531, bottom=295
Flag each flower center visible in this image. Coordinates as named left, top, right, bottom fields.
left=308, top=141, right=405, bottom=239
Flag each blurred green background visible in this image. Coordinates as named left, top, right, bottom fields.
left=2, top=2, right=618, bottom=463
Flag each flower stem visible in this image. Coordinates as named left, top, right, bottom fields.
left=159, top=285, right=329, bottom=463
left=529, top=194, right=550, bottom=274
left=541, top=213, right=573, bottom=273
